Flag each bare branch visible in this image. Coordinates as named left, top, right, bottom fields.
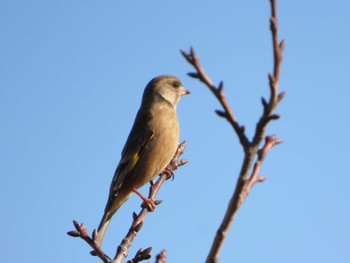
left=246, top=135, right=282, bottom=192
left=181, top=1, right=285, bottom=262
left=180, top=49, right=250, bottom=149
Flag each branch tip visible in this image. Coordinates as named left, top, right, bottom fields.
left=190, top=46, right=196, bottom=56
left=265, top=135, right=283, bottom=147
left=180, top=49, right=186, bottom=57
left=178, top=140, right=187, bottom=150
left=274, top=138, right=283, bottom=145
left=215, top=109, right=227, bottom=118
left=144, top=247, right=153, bottom=254
left=154, top=200, right=163, bottom=206
left=180, top=49, right=193, bottom=64
left=269, top=114, right=280, bottom=120
left=188, top=72, right=200, bottom=79
left=218, top=81, right=224, bottom=92
left=178, top=159, right=189, bottom=166
left=261, top=97, right=268, bottom=108
left=73, top=220, right=81, bottom=229
left=67, top=230, right=81, bottom=237
left=279, top=39, right=286, bottom=50
left=156, top=249, right=167, bottom=263
left=127, top=247, right=152, bottom=263
left=258, top=176, right=266, bottom=182
left=277, top=91, right=286, bottom=101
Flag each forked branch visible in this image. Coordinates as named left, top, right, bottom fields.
left=181, top=0, right=285, bottom=262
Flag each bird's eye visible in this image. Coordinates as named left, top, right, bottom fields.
left=172, top=81, right=179, bottom=88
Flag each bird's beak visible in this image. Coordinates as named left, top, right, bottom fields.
left=179, top=86, right=191, bottom=96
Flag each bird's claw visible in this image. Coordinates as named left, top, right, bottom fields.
left=163, top=165, right=175, bottom=180
left=141, top=198, right=156, bottom=211
left=132, top=188, right=156, bottom=211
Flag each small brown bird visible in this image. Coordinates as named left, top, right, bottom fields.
left=96, top=75, right=190, bottom=246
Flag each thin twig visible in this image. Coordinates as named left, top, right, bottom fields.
left=155, top=249, right=167, bottom=263
left=251, top=0, right=285, bottom=149
left=181, top=48, right=250, bottom=149
left=181, top=1, right=285, bottom=262
left=67, top=221, right=111, bottom=263
left=245, top=135, right=283, bottom=193
left=68, top=142, right=188, bottom=263
left=126, top=247, right=152, bottom=263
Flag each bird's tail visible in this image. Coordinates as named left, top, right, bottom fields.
left=96, top=212, right=111, bottom=247
left=96, top=192, right=132, bottom=247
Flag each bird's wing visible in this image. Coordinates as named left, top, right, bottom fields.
left=108, top=111, right=155, bottom=201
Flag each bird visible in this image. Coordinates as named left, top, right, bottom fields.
left=96, top=75, right=190, bottom=246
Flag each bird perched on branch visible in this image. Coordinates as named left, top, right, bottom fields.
left=96, top=75, right=190, bottom=246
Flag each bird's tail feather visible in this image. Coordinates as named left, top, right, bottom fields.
left=96, top=194, right=129, bottom=247
left=96, top=191, right=133, bottom=247
left=96, top=213, right=111, bottom=247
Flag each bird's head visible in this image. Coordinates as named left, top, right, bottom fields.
left=143, top=75, right=190, bottom=108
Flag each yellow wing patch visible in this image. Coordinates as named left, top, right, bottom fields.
left=127, top=131, right=155, bottom=173
left=110, top=130, right=155, bottom=200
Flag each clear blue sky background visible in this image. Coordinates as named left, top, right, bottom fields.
left=1, top=1, right=349, bottom=262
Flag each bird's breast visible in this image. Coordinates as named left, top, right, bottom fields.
left=146, top=107, right=180, bottom=175
left=127, top=106, right=181, bottom=189
left=152, top=108, right=179, bottom=145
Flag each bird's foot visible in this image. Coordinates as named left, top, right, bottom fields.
left=162, top=165, right=175, bottom=180
left=132, top=188, right=156, bottom=211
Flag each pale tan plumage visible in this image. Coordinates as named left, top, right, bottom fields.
left=96, top=75, right=190, bottom=246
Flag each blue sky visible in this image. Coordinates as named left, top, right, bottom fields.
left=1, top=0, right=349, bottom=262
